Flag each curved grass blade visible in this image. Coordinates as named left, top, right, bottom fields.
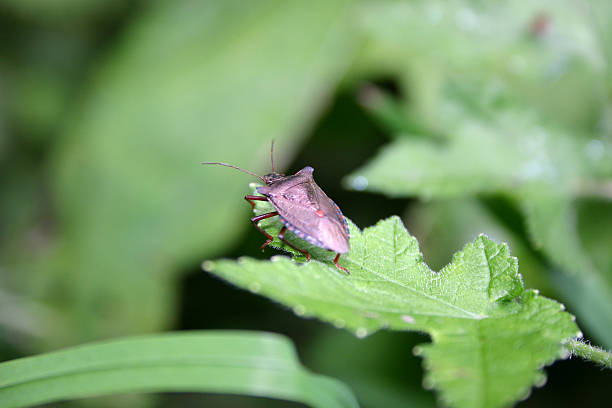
left=0, top=331, right=358, bottom=408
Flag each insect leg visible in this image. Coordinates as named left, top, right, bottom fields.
left=245, top=195, right=268, bottom=210
left=278, top=226, right=311, bottom=261
left=251, top=211, right=278, bottom=251
left=333, top=253, right=350, bottom=275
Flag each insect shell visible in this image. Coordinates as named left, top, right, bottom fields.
left=202, top=143, right=350, bottom=274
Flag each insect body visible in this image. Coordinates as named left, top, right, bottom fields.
left=202, top=143, right=350, bottom=274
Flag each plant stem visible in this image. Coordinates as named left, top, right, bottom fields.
left=566, top=339, right=612, bottom=368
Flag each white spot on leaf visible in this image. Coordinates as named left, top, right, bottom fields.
left=356, top=327, right=368, bottom=338
left=401, top=315, right=415, bottom=324
left=352, top=176, right=369, bottom=191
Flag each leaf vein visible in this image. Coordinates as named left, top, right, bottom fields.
left=345, top=256, right=481, bottom=318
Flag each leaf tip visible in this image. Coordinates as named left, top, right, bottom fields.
left=380, top=214, right=407, bottom=230
left=201, top=260, right=215, bottom=271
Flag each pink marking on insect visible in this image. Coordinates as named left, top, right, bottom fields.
left=315, top=209, right=325, bottom=218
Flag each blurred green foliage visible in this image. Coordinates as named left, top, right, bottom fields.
left=1, top=0, right=611, bottom=407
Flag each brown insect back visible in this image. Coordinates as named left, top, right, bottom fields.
left=257, top=166, right=350, bottom=254
left=202, top=143, right=351, bottom=274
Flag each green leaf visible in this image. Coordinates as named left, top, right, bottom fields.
left=345, top=103, right=612, bottom=348
left=345, top=108, right=592, bottom=198
left=206, top=215, right=580, bottom=408
left=0, top=331, right=358, bottom=408
left=352, top=1, right=608, bottom=132
left=407, top=198, right=551, bottom=292
left=38, top=0, right=357, bottom=346
left=521, top=194, right=612, bottom=348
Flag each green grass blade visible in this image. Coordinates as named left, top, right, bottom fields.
left=0, top=331, right=359, bottom=408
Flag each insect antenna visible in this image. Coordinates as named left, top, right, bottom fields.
left=270, top=140, right=276, bottom=173
left=201, top=162, right=266, bottom=184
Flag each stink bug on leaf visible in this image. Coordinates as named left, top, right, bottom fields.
left=202, top=142, right=350, bottom=274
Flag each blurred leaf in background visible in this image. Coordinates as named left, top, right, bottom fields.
left=347, top=0, right=612, bottom=349
left=2, top=0, right=359, bottom=349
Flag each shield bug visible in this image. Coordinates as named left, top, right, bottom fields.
left=202, top=142, right=350, bottom=274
